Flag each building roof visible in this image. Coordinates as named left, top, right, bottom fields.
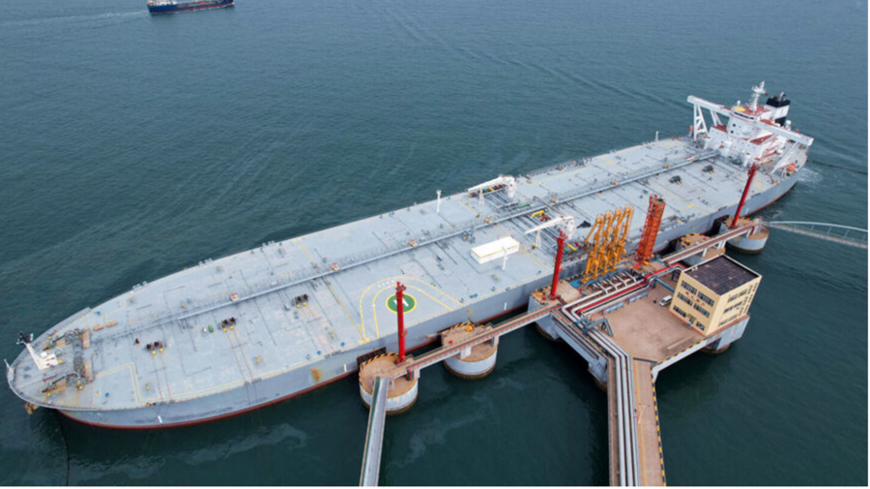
left=685, top=255, right=760, bottom=295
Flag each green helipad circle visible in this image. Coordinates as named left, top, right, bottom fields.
left=386, top=293, right=417, bottom=314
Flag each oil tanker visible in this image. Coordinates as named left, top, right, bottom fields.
left=6, top=82, right=813, bottom=428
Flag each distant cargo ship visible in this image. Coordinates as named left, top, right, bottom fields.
left=147, top=0, right=233, bottom=14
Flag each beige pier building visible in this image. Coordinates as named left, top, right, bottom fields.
left=670, top=255, right=761, bottom=337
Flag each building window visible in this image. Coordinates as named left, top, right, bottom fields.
left=681, top=281, right=698, bottom=295
left=692, top=303, right=711, bottom=318
left=677, top=293, right=693, bottom=306
left=728, top=290, right=748, bottom=303
left=697, top=291, right=715, bottom=307
left=722, top=314, right=739, bottom=325
left=673, top=306, right=687, bottom=318
left=723, top=301, right=744, bottom=314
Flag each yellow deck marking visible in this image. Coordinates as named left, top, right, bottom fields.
left=358, top=275, right=462, bottom=338
left=371, top=286, right=391, bottom=339
left=295, top=239, right=317, bottom=266
left=95, top=362, right=142, bottom=405
left=404, top=284, right=452, bottom=310
left=371, top=283, right=454, bottom=339
left=95, top=362, right=134, bottom=379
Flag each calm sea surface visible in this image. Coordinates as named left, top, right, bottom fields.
left=0, top=0, right=867, bottom=485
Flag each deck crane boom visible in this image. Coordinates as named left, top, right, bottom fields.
left=467, top=175, right=517, bottom=205
left=524, top=215, right=576, bottom=248
left=524, top=215, right=576, bottom=300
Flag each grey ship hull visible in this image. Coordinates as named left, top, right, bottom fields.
left=57, top=176, right=796, bottom=429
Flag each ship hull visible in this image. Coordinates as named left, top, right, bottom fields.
left=53, top=175, right=799, bottom=429
left=148, top=0, right=233, bottom=14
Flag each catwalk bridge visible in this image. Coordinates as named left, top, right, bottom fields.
left=766, top=221, right=868, bottom=249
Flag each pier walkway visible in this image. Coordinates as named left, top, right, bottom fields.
left=591, top=329, right=642, bottom=486
left=632, top=360, right=666, bottom=486
left=552, top=312, right=664, bottom=486
left=550, top=264, right=691, bottom=486
left=360, top=376, right=389, bottom=486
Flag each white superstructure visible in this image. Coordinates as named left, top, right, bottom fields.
left=688, top=82, right=814, bottom=173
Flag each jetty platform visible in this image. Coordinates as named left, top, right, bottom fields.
left=356, top=222, right=763, bottom=486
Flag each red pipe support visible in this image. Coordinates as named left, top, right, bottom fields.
left=396, top=281, right=407, bottom=364
left=550, top=231, right=567, bottom=300
left=731, top=164, right=759, bottom=229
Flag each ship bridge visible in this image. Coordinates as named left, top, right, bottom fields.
left=688, top=82, right=814, bottom=172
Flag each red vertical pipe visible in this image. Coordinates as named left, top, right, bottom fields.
left=731, top=164, right=759, bottom=229
left=550, top=231, right=567, bottom=300
left=396, top=281, right=407, bottom=363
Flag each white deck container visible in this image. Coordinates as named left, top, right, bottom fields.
left=471, top=237, right=520, bottom=264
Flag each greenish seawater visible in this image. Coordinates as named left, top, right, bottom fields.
left=0, top=0, right=866, bottom=485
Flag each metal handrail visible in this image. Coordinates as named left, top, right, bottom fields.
left=766, top=221, right=868, bottom=233
left=766, top=221, right=868, bottom=249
